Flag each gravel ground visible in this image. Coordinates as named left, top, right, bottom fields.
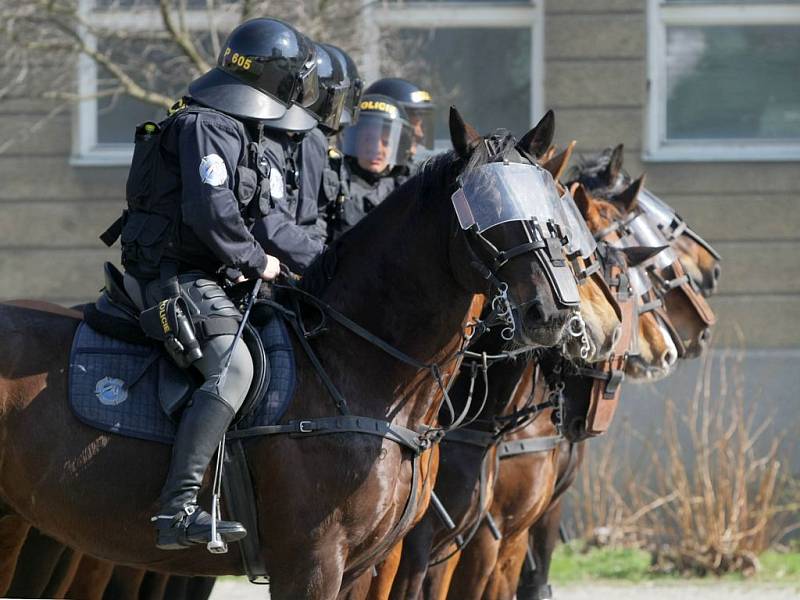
left=209, top=578, right=800, bottom=599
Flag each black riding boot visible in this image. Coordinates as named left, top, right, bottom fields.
left=152, top=389, right=247, bottom=550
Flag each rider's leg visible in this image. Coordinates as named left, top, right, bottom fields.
left=149, top=275, right=254, bottom=550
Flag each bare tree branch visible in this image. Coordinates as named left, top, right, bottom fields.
left=158, top=0, right=211, bottom=74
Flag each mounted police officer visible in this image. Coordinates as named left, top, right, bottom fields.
left=327, top=94, right=413, bottom=239
left=105, top=18, right=319, bottom=550
left=252, top=42, right=354, bottom=268
left=363, top=77, right=436, bottom=175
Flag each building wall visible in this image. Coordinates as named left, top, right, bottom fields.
left=0, top=0, right=798, bottom=352
left=544, top=0, right=800, bottom=350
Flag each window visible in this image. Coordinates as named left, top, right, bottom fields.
left=370, top=1, right=544, bottom=152
left=73, top=0, right=238, bottom=165
left=646, top=0, right=800, bottom=161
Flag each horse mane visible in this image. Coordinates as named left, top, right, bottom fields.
left=300, top=129, right=521, bottom=298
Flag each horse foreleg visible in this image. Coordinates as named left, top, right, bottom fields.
left=444, top=524, right=500, bottom=600
left=139, top=571, right=170, bottom=600
left=6, top=528, right=68, bottom=597
left=483, top=531, right=529, bottom=600
left=366, top=540, right=403, bottom=600
left=43, top=548, right=83, bottom=598
left=421, top=550, right=461, bottom=600
left=103, top=566, right=147, bottom=600
left=0, top=513, right=29, bottom=595
left=66, top=555, right=114, bottom=600
left=517, top=499, right=564, bottom=600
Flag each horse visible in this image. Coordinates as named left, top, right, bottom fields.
left=516, top=181, right=720, bottom=600
left=0, top=108, right=578, bottom=600
left=336, top=140, right=624, bottom=600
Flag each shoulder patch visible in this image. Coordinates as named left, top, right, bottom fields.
left=328, top=147, right=341, bottom=159
left=199, top=154, right=228, bottom=186
left=269, top=169, right=285, bottom=200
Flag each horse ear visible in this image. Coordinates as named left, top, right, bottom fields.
left=449, top=106, right=481, bottom=159
left=573, top=184, right=599, bottom=221
left=519, top=109, right=555, bottom=159
left=611, top=173, right=645, bottom=213
left=620, top=245, right=668, bottom=268
left=602, top=143, right=625, bottom=184
left=543, top=140, right=576, bottom=181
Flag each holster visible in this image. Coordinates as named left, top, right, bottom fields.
left=139, top=297, right=203, bottom=369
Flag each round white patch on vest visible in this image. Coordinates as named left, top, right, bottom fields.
left=199, top=153, right=228, bottom=186
left=269, top=169, right=284, bottom=200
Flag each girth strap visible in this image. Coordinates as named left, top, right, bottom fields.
left=442, top=428, right=495, bottom=448
left=498, top=435, right=562, bottom=459
left=227, top=416, right=437, bottom=455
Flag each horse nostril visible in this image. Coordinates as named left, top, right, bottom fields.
left=700, top=327, right=712, bottom=345
left=661, top=349, right=677, bottom=368
left=713, top=264, right=722, bottom=284
left=525, top=300, right=546, bottom=324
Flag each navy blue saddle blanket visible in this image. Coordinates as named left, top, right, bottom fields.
left=69, top=318, right=295, bottom=443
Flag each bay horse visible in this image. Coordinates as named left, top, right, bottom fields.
left=516, top=181, right=720, bottom=600
left=0, top=108, right=577, bottom=599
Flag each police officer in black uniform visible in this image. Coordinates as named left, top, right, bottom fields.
left=252, top=41, right=354, bottom=270
left=109, top=18, right=319, bottom=550
left=329, top=94, right=413, bottom=239
left=364, top=77, right=436, bottom=175
left=312, top=43, right=364, bottom=241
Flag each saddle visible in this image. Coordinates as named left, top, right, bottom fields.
left=72, top=263, right=295, bottom=443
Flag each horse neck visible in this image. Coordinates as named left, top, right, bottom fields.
left=312, top=183, right=482, bottom=426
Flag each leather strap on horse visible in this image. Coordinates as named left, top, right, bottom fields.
left=227, top=416, right=439, bottom=455
left=497, top=435, right=562, bottom=459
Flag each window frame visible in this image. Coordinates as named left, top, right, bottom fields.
left=645, top=0, right=800, bottom=162
left=71, top=0, right=238, bottom=166
left=367, top=0, right=545, bottom=152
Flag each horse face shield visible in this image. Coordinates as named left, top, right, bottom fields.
left=451, top=162, right=581, bottom=310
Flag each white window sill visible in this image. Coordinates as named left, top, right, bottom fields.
left=643, top=142, right=800, bottom=163
left=70, top=146, right=133, bottom=167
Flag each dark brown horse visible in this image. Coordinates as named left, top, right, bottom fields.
left=0, top=109, right=575, bottom=599
left=339, top=139, right=622, bottom=600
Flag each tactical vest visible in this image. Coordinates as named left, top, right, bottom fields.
left=101, top=102, right=270, bottom=280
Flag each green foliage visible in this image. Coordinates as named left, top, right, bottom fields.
left=549, top=543, right=654, bottom=583
left=549, top=545, right=800, bottom=584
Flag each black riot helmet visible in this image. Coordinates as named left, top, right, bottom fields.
left=342, top=94, right=413, bottom=173
left=322, top=43, right=363, bottom=127
left=189, top=18, right=319, bottom=121
left=305, top=43, right=349, bottom=134
left=364, top=78, right=435, bottom=151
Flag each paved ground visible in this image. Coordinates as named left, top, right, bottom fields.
left=209, top=578, right=800, bottom=599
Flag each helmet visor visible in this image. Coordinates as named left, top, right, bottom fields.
left=406, top=107, right=435, bottom=152
left=342, top=78, right=364, bottom=125
left=560, top=188, right=597, bottom=259
left=341, top=112, right=413, bottom=170
left=295, top=53, right=320, bottom=108
left=451, top=162, right=564, bottom=234
left=318, top=83, right=349, bottom=131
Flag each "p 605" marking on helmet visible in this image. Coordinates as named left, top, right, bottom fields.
left=223, top=47, right=253, bottom=70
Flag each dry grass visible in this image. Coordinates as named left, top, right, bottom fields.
left=566, top=348, right=800, bottom=576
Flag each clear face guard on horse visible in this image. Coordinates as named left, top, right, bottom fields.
left=452, top=162, right=581, bottom=313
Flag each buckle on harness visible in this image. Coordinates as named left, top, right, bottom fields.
left=298, top=420, right=314, bottom=433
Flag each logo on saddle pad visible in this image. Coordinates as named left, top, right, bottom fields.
left=95, top=377, right=129, bottom=406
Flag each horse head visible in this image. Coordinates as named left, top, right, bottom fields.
left=445, top=108, right=579, bottom=349
left=572, top=184, right=679, bottom=380
left=574, top=144, right=722, bottom=297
